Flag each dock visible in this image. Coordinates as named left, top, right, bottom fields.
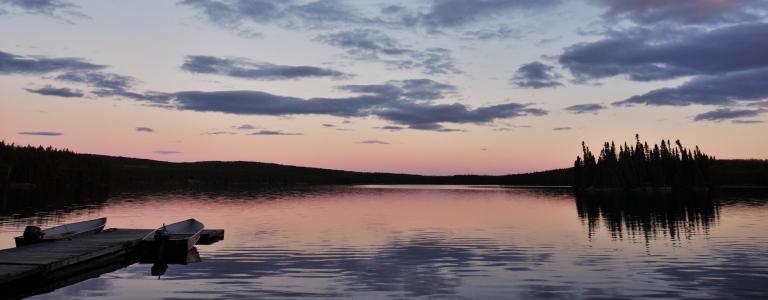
left=0, top=228, right=224, bottom=298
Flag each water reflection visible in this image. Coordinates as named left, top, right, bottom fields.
left=575, top=192, right=720, bottom=241
left=0, top=186, right=764, bottom=299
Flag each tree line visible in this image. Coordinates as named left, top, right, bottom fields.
left=574, top=135, right=715, bottom=191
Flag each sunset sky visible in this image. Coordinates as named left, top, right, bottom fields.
left=1, top=0, right=766, bottom=175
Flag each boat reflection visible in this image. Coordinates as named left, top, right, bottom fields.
left=575, top=191, right=720, bottom=241
left=145, top=247, right=202, bottom=278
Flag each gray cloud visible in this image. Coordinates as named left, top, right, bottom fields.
left=559, top=23, right=768, bottom=82
left=180, top=0, right=560, bottom=37
left=0, top=50, right=103, bottom=75
left=0, top=0, right=81, bottom=17
left=378, top=125, right=405, bottom=131
left=168, top=79, right=545, bottom=131
left=316, top=29, right=461, bottom=75
left=341, top=79, right=456, bottom=102
left=181, top=55, right=350, bottom=80
left=462, top=25, right=521, bottom=40
left=731, top=119, right=764, bottom=124
left=205, top=131, right=237, bottom=135
left=179, top=0, right=368, bottom=37
left=17, top=131, right=63, bottom=136
left=564, top=103, right=606, bottom=114
left=154, top=150, right=182, bottom=154
left=248, top=130, right=302, bottom=136
left=594, top=0, right=768, bottom=25
left=54, top=71, right=172, bottom=103
left=615, top=67, right=768, bottom=106
left=25, top=85, right=84, bottom=98
left=360, top=140, right=390, bottom=144
left=693, top=108, right=765, bottom=122
left=552, top=127, right=572, bottom=131
left=235, top=124, right=256, bottom=130
left=403, top=0, right=560, bottom=32
left=56, top=71, right=133, bottom=90
left=135, top=127, right=154, bottom=132
left=511, top=62, right=563, bottom=89
left=322, top=123, right=335, bottom=127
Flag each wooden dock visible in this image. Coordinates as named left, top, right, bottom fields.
left=0, top=228, right=223, bottom=298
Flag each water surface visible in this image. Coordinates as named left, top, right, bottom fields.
left=1, top=186, right=767, bottom=299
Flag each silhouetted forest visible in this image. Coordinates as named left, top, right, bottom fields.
left=0, top=142, right=570, bottom=200
left=574, top=135, right=717, bottom=191
left=2, top=141, right=766, bottom=203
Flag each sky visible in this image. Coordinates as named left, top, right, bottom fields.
left=1, top=0, right=767, bottom=175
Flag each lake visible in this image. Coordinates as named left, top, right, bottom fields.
left=1, top=185, right=767, bottom=299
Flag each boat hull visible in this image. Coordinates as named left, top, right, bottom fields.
left=140, top=218, right=204, bottom=262
left=14, top=218, right=107, bottom=247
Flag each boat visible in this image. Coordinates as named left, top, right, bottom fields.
left=141, top=218, right=204, bottom=261
left=14, top=217, right=107, bottom=247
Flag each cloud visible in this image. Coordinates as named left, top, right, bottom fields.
left=378, top=125, right=405, bottom=131
left=179, top=0, right=560, bottom=37
left=360, top=140, right=390, bottom=144
left=169, top=79, right=545, bottom=131
left=510, top=62, right=563, bottom=89
left=693, top=108, right=765, bottom=122
left=316, top=29, right=461, bottom=75
left=593, top=0, right=768, bottom=25
left=341, top=79, right=456, bottom=102
left=559, top=23, right=768, bottom=82
left=154, top=150, right=182, bottom=154
left=135, top=127, right=154, bottom=132
left=179, top=0, right=368, bottom=37
left=321, top=123, right=335, bottom=127
left=248, top=130, right=302, bottom=135
left=462, top=25, right=520, bottom=40
left=731, top=119, right=764, bottom=124
left=0, top=50, right=104, bottom=75
left=0, top=0, right=84, bottom=19
left=54, top=71, right=172, bottom=103
left=564, top=103, right=606, bottom=114
left=615, top=67, right=768, bottom=106
left=205, top=131, right=237, bottom=135
left=403, top=0, right=561, bottom=32
left=25, top=85, right=84, bottom=98
left=235, top=124, right=256, bottom=130
left=17, top=131, right=63, bottom=136
left=55, top=71, right=133, bottom=90
left=181, top=55, right=351, bottom=80
left=552, top=127, right=572, bottom=131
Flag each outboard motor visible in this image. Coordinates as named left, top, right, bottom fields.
left=23, top=226, right=43, bottom=241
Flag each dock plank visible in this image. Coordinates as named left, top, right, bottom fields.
left=0, top=227, right=223, bottom=296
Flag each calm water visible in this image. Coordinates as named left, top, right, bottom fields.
left=1, top=186, right=767, bottom=299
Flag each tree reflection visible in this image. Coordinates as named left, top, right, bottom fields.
left=575, top=192, right=719, bottom=241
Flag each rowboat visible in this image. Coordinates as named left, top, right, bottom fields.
left=141, top=219, right=204, bottom=260
left=14, top=217, right=107, bottom=247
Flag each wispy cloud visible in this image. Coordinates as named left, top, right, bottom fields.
left=359, top=140, right=390, bottom=145
left=731, top=119, right=764, bottom=124
left=552, top=127, right=572, bottom=131
left=181, top=55, right=351, bottom=80
left=316, top=29, right=461, bottom=75
left=25, top=85, right=84, bottom=98
left=248, top=130, right=302, bottom=136
left=135, top=127, right=154, bottom=132
left=564, top=103, right=606, bottom=114
left=17, top=131, right=63, bottom=136
left=693, top=108, right=765, bottom=122
left=0, top=50, right=103, bottom=75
